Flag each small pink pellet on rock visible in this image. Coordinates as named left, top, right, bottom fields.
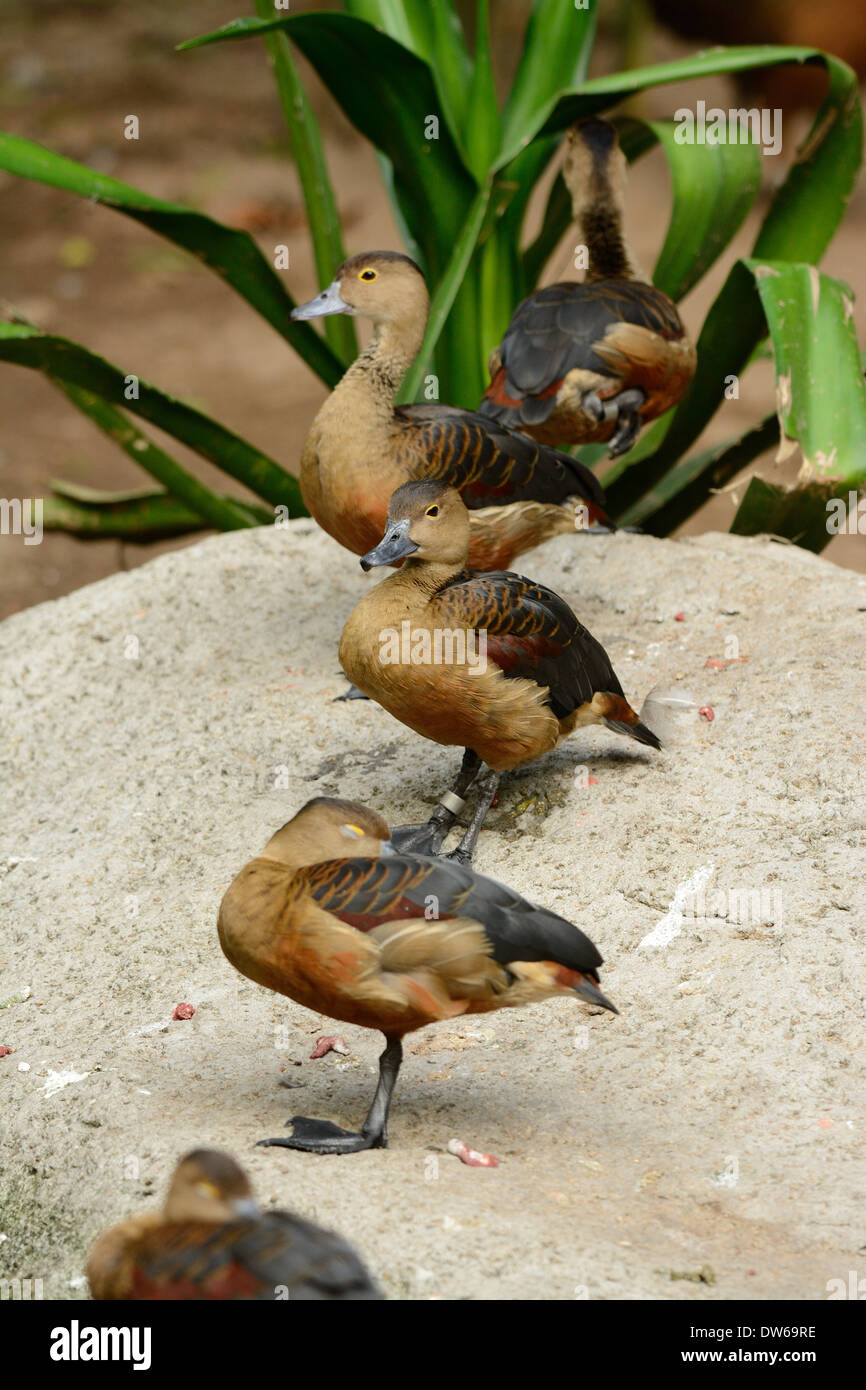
left=310, top=1035, right=349, bottom=1058
left=699, top=706, right=714, bottom=721
left=0, top=1046, right=12, bottom=1058
left=173, top=1002, right=195, bottom=1020
left=447, top=1138, right=500, bottom=1168
left=674, top=612, right=685, bottom=622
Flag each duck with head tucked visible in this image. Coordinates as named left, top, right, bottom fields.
left=217, top=797, right=617, bottom=1156
left=291, top=250, right=610, bottom=572
left=339, top=481, right=660, bottom=862
left=87, top=1148, right=381, bottom=1298
left=480, top=118, right=696, bottom=456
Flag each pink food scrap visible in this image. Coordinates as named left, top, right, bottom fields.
left=310, top=1035, right=350, bottom=1058
left=447, top=1138, right=500, bottom=1168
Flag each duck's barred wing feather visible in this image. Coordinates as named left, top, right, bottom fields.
left=127, top=1215, right=381, bottom=1301
left=479, top=279, right=686, bottom=427
left=300, top=853, right=603, bottom=976
left=395, top=401, right=606, bottom=513
left=433, top=569, right=624, bottom=719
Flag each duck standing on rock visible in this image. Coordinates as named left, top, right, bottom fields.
left=339, top=480, right=660, bottom=862
left=87, top=1149, right=381, bottom=1298
left=291, top=250, right=610, bottom=571
left=480, top=118, right=696, bottom=456
left=217, top=797, right=617, bottom=1156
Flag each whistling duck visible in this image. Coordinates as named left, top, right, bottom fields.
left=291, top=250, right=610, bottom=572
left=480, top=118, right=696, bottom=456
left=339, top=481, right=660, bottom=861
left=86, top=1149, right=381, bottom=1298
left=217, top=797, right=617, bottom=1155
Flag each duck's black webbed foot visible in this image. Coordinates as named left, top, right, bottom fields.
left=605, top=388, right=646, bottom=457
left=257, top=1117, right=384, bottom=1156
left=388, top=819, right=451, bottom=857
left=333, top=683, right=370, bottom=703
left=440, top=845, right=472, bottom=866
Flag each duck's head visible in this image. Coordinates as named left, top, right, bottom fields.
left=360, top=481, right=469, bottom=571
left=261, top=796, right=392, bottom=868
left=291, top=251, right=428, bottom=326
left=163, top=1150, right=259, bottom=1224
left=563, top=117, right=627, bottom=207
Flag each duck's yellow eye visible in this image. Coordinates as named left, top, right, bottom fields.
left=195, top=1181, right=220, bottom=1200
left=341, top=823, right=365, bottom=838
left=359, top=268, right=377, bottom=282
left=425, top=505, right=439, bottom=517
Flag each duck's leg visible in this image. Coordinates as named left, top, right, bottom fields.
left=442, top=767, right=500, bottom=865
left=258, top=1038, right=403, bottom=1156
left=389, top=750, right=481, bottom=856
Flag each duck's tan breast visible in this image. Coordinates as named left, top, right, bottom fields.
left=339, top=585, right=561, bottom=770
left=299, top=392, right=405, bottom=556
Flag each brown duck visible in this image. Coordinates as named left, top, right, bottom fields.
left=86, top=1149, right=381, bottom=1298
left=217, top=797, right=617, bottom=1156
left=339, top=480, right=660, bottom=861
left=291, top=250, right=610, bottom=571
left=480, top=118, right=696, bottom=456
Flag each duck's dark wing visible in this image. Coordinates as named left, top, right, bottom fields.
left=127, top=1215, right=381, bottom=1301
left=434, top=569, right=623, bottom=720
left=480, top=279, right=685, bottom=428
left=395, top=401, right=607, bottom=516
left=300, top=852, right=604, bottom=977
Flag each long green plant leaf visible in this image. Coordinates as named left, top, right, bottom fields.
left=179, top=13, right=477, bottom=275
left=344, top=0, right=473, bottom=149
left=744, top=260, right=866, bottom=469
left=55, top=382, right=257, bottom=531
left=0, top=133, right=343, bottom=387
left=628, top=415, right=778, bottom=531
left=399, top=180, right=493, bottom=403
left=729, top=475, right=843, bottom=552
left=42, top=489, right=267, bottom=540
left=0, top=323, right=306, bottom=513
left=604, top=54, right=862, bottom=515
left=253, top=0, right=356, bottom=364
left=501, top=0, right=599, bottom=158
left=463, top=0, right=500, bottom=182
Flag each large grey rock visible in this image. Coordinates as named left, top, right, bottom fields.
left=1, top=521, right=864, bottom=1301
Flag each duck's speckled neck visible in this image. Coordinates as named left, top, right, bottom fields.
left=344, top=317, right=423, bottom=399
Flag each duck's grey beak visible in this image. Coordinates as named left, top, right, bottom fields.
left=231, top=1197, right=261, bottom=1220
left=291, top=281, right=351, bottom=321
left=360, top=518, right=419, bottom=571
left=575, top=976, right=619, bottom=1016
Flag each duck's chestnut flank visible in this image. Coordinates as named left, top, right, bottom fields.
left=216, top=797, right=617, bottom=1156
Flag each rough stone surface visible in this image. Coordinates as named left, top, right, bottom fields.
left=1, top=521, right=864, bottom=1302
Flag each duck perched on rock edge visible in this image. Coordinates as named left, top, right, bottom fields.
left=217, top=797, right=617, bottom=1156
left=339, top=480, right=661, bottom=862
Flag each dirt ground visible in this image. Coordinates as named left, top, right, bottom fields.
left=1, top=0, right=865, bottom=622
left=1, top=521, right=864, bottom=1300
